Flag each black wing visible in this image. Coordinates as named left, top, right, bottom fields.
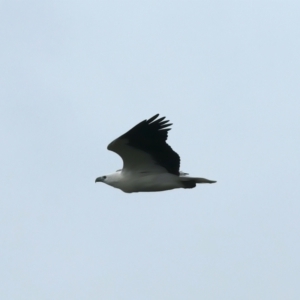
left=108, top=114, right=180, bottom=175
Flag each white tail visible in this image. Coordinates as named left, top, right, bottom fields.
left=180, top=176, right=217, bottom=184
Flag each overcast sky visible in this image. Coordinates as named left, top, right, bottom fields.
left=1, top=1, right=300, bottom=299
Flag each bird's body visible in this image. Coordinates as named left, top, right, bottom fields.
left=103, top=171, right=182, bottom=193
left=95, top=114, right=216, bottom=193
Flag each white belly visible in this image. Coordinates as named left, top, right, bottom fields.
left=115, top=172, right=182, bottom=193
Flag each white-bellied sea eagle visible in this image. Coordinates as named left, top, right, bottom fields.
left=95, top=114, right=216, bottom=193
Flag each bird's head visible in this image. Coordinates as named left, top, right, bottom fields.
left=95, top=175, right=107, bottom=183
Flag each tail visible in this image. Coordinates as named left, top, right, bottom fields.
left=179, top=176, right=217, bottom=189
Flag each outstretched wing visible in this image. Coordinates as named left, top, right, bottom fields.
left=107, top=114, right=180, bottom=175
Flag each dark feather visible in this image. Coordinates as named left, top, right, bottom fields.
left=118, top=114, right=180, bottom=175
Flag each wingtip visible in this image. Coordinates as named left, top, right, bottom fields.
left=147, top=114, right=160, bottom=123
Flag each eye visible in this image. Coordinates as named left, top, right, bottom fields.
left=103, top=176, right=106, bottom=179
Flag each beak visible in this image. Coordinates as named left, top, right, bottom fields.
left=95, top=177, right=102, bottom=183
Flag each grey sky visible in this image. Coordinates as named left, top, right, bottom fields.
left=1, top=1, right=300, bottom=299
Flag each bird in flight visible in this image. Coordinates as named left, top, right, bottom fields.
left=95, top=114, right=216, bottom=193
